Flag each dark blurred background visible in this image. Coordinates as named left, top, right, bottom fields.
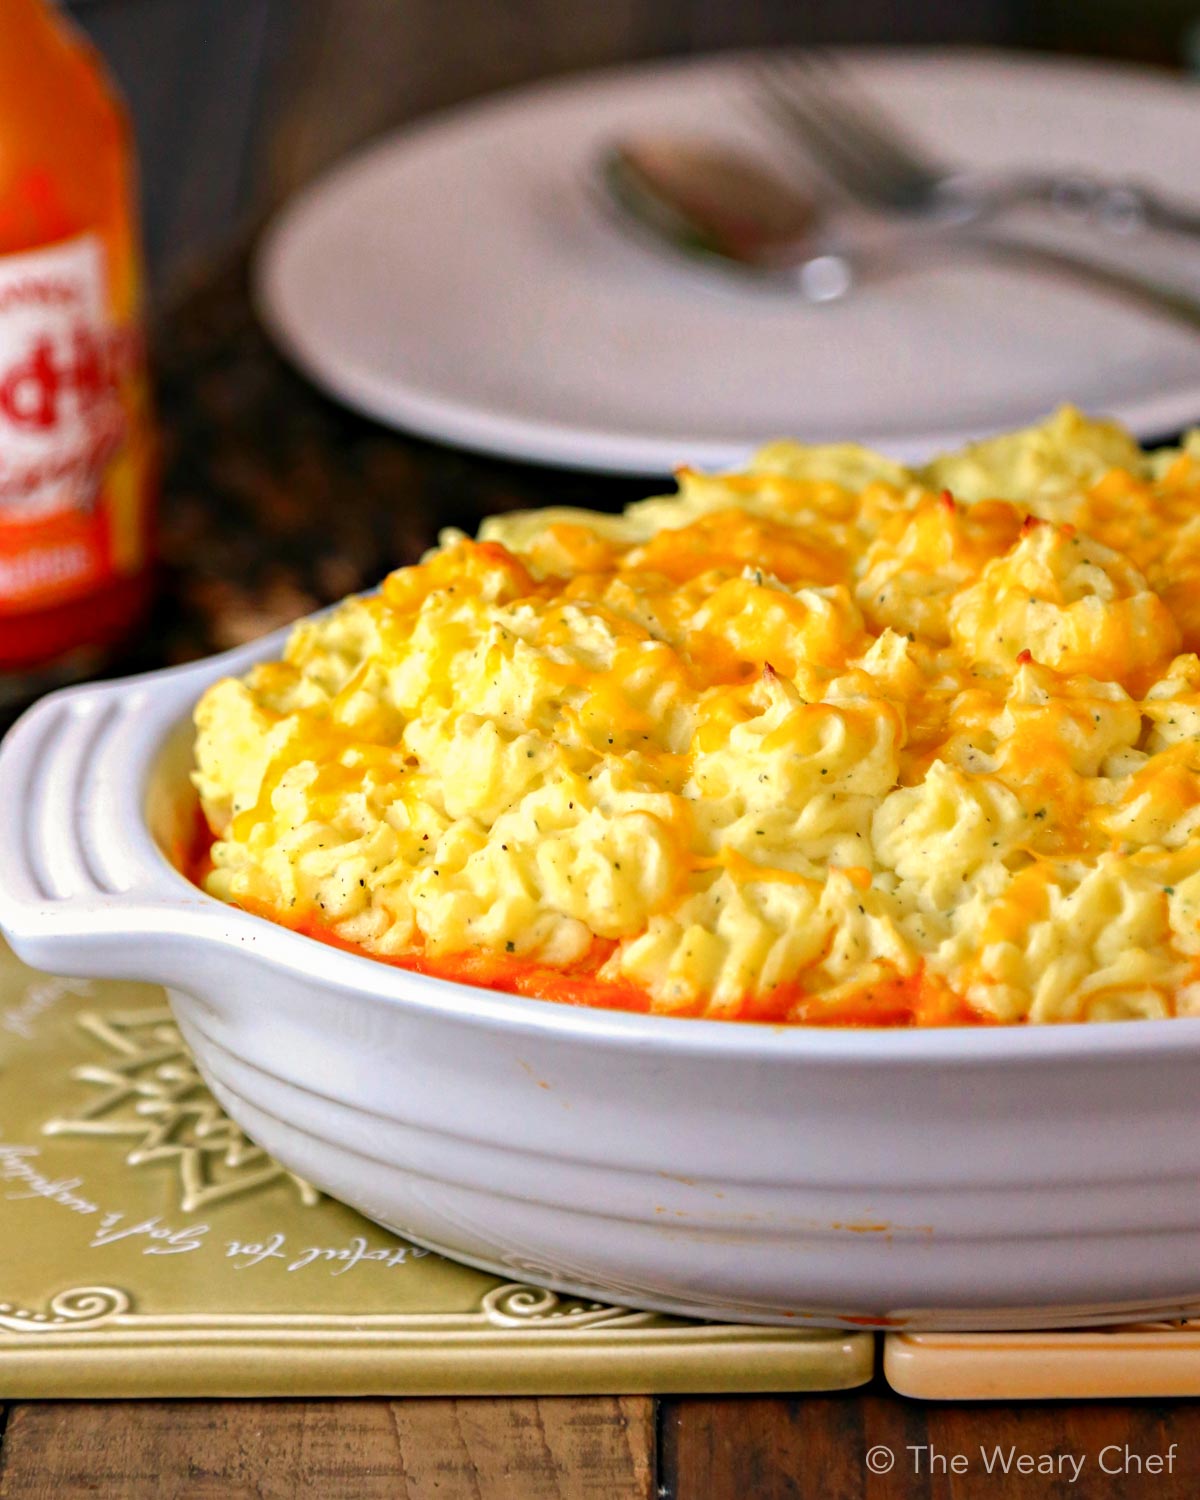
left=68, top=0, right=1200, bottom=295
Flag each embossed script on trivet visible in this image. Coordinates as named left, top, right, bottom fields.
left=42, top=1009, right=318, bottom=1213
left=0, top=950, right=873, bottom=1396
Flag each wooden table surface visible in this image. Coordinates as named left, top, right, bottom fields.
left=3, top=256, right=1198, bottom=1498
left=4, top=1387, right=1200, bottom=1497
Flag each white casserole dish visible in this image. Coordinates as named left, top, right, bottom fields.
left=1, top=635, right=1199, bottom=1331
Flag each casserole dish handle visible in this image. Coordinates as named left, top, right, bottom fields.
left=0, top=650, right=259, bottom=981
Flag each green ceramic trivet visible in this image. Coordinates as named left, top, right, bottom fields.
left=0, top=942, right=873, bottom=1397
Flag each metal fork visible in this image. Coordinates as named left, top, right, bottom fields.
left=754, top=51, right=1200, bottom=240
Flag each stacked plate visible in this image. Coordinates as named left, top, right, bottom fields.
left=257, top=49, right=1200, bottom=473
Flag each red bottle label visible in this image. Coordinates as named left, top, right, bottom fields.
left=0, top=234, right=147, bottom=612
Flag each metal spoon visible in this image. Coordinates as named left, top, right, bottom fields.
left=602, top=138, right=855, bottom=301
left=601, top=137, right=1200, bottom=329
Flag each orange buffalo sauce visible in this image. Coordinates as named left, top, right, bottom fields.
left=294, top=916, right=987, bottom=1026
left=184, top=817, right=988, bottom=1027
left=294, top=920, right=656, bottom=1016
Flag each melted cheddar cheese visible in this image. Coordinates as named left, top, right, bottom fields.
left=193, top=407, right=1200, bottom=1025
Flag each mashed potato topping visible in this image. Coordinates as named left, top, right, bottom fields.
left=193, top=408, right=1200, bottom=1025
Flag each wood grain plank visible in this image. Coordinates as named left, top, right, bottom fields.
left=0, top=1397, right=655, bottom=1500
left=662, top=1390, right=1200, bottom=1499
left=387, top=1396, right=655, bottom=1500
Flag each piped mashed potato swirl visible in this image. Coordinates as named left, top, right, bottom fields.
left=193, top=407, right=1200, bottom=1025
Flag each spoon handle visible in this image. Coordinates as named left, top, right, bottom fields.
left=832, top=222, right=1200, bottom=331
left=955, top=229, right=1200, bottom=333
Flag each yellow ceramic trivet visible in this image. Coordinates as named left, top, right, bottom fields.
left=885, top=1327, right=1200, bottom=1400
left=0, top=942, right=872, bottom=1398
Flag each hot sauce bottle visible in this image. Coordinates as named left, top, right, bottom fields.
left=0, top=0, right=155, bottom=700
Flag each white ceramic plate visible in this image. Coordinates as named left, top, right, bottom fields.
left=257, top=49, right=1200, bottom=473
